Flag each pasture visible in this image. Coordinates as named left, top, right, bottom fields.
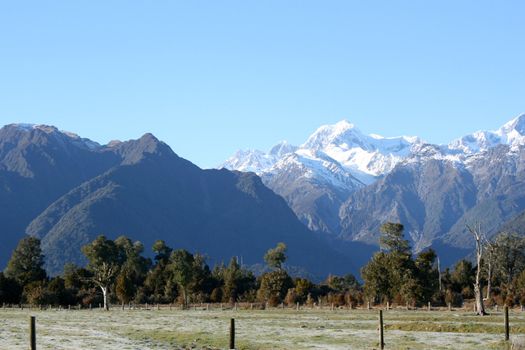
left=1, top=305, right=524, bottom=349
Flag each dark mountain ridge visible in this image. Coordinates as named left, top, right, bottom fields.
left=0, top=124, right=358, bottom=279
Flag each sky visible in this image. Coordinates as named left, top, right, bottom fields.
left=0, top=1, right=524, bottom=168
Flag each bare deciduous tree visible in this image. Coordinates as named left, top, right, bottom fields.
left=483, top=240, right=496, bottom=302
left=467, top=224, right=487, bottom=316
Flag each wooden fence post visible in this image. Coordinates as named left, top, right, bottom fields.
left=30, top=316, right=36, bottom=350
left=379, top=310, right=384, bottom=350
left=427, top=302, right=431, bottom=311
left=229, top=318, right=235, bottom=349
left=505, top=305, right=510, bottom=341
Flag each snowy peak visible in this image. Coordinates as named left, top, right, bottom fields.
left=302, top=120, right=366, bottom=151
left=500, top=113, right=525, bottom=135
left=222, top=119, right=424, bottom=188
left=223, top=113, right=525, bottom=192
left=269, top=141, right=298, bottom=157
left=221, top=149, right=276, bottom=173
left=497, top=113, right=525, bottom=148
left=448, top=113, right=525, bottom=154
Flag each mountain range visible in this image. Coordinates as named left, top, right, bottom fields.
left=3, top=114, right=525, bottom=278
left=0, top=124, right=362, bottom=278
left=222, top=114, right=525, bottom=266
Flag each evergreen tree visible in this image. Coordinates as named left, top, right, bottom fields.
left=169, top=249, right=195, bottom=307
left=5, top=236, right=46, bottom=286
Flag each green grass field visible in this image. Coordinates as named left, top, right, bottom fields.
left=1, top=306, right=524, bottom=349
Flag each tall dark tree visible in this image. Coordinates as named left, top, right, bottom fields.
left=379, top=222, right=410, bottom=254
left=114, top=236, right=150, bottom=304
left=363, top=223, right=415, bottom=304
left=492, top=232, right=525, bottom=285
left=169, top=249, right=195, bottom=307
left=223, top=257, right=241, bottom=303
left=414, top=249, right=439, bottom=303
left=450, top=259, right=474, bottom=297
left=4, top=236, right=46, bottom=286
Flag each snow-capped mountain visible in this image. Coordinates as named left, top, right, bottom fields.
left=221, top=114, right=525, bottom=236
left=221, top=120, right=424, bottom=185
left=301, top=120, right=423, bottom=183
left=448, top=113, right=525, bottom=154
left=221, top=120, right=425, bottom=234
left=223, top=114, right=525, bottom=185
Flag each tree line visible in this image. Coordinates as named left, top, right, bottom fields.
left=1, top=223, right=525, bottom=311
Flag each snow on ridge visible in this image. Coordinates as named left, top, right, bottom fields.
left=223, top=114, right=525, bottom=192
left=6, top=123, right=102, bottom=150
left=221, top=119, right=422, bottom=188
left=448, top=113, right=525, bottom=154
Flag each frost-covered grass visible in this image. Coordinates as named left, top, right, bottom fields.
left=1, top=306, right=524, bottom=349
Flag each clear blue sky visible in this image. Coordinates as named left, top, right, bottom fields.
left=0, top=1, right=524, bottom=168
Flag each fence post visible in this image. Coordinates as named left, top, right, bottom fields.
left=427, top=302, right=431, bottom=311
left=505, top=305, right=510, bottom=341
left=229, top=318, right=235, bottom=349
left=30, top=316, right=36, bottom=350
left=367, top=301, right=371, bottom=310
left=448, top=302, right=451, bottom=311
left=379, top=310, right=384, bottom=350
